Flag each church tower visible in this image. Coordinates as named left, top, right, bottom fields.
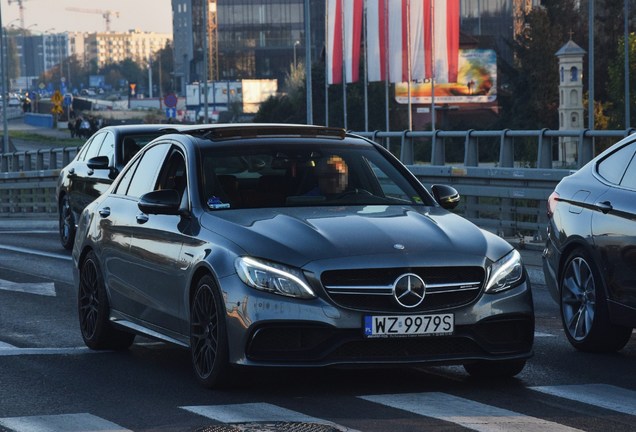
left=556, top=38, right=586, bottom=166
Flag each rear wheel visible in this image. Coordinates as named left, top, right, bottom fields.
left=59, top=194, right=76, bottom=250
left=464, top=359, right=526, bottom=378
left=559, top=249, right=632, bottom=352
left=78, top=250, right=135, bottom=350
left=190, top=275, right=230, bottom=388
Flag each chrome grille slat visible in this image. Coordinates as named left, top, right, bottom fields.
left=320, top=267, right=485, bottom=312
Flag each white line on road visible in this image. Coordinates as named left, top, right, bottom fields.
left=531, top=384, right=636, bottom=416
left=0, top=413, right=132, bottom=432
left=181, top=403, right=357, bottom=431
left=360, top=392, right=584, bottom=432
left=0, top=244, right=72, bottom=261
left=0, top=278, right=56, bottom=296
left=0, top=347, right=102, bottom=356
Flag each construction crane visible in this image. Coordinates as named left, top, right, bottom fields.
left=65, top=7, right=120, bottom=32
left=7, top=0, right=30, bottom=29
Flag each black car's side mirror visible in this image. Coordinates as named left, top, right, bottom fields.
left=431, top=184, right=460, bottom=210
left=138, top=189, right=181, bottom=215
left=87, top=155, right=119, bottom=179
left=86, top=156, right=110, bottom=170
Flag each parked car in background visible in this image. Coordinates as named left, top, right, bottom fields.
left=56, top=124, right=178, bottom=249
left=73, top=124, right=534, bottom=388
left=543, top=134, right=636, bottom=352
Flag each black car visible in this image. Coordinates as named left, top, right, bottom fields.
left=73, top=124, right=534, bottom=388
left=543, top=133, right=636, bottom=352
left=56, top=124, right=178, bottom=249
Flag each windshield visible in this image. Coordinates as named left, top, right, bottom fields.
left=199, top=142, right=433, bottom=210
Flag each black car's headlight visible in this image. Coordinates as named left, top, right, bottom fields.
left=485, top=249, right=523, bottom=293
left=235, top=257, right=316, bottom=299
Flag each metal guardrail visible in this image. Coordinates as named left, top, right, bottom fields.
left=1, top=128, right=634, bottom=236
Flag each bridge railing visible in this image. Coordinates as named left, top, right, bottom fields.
left=1, top=129, right=634, bottom=237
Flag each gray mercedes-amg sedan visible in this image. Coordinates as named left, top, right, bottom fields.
left=73, top=124, right=534, bottom=388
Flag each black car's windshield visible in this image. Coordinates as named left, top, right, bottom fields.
left=200, top=142, right=432, bottom=210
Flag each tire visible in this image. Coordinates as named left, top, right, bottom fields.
left=464, top=359, right=526, bottom=378
left=59, top=194, right=76, bottom=250
left=190, top=275, right=230, bottom=388
left=559, top=249, right=632, bottom=352
left=78, top=251, right=135, bottom=350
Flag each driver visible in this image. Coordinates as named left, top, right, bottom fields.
left=315, top=155, right=348, bottom=196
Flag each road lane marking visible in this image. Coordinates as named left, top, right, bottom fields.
left=531, top=384, right=636, bottom=416
left=360, top=392, right=584, bottom=432
left=181, top=403, right=356, bottom=431
left=0, top=245, right=71, bottom=261
left=0, top=347, right=101, bottom=356
left=0, top=279, right=56, bottom=297
left=534, top=331, right=555, bottom=337
left=0, top=413, right=132, bottom=432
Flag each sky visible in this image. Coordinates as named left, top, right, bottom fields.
left=1, top=0, right=173, bottom=34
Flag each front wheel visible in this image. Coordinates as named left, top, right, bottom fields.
left=59, top=194, right=76, bottom=250
left=559, top=249, right=632, bottom=352
left=78, top=251, right=135, bottom=350
left=190, top=275, right=230, bottom=388
left=464, top=359, right=526, bottom=378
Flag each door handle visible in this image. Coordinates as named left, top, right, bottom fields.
left=595, top=201, right=613, bottom=214
left=98, top=207, right=111, bottom=218
left=136, top=213, right=149, bottom=224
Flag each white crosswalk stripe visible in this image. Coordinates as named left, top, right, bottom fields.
left=359, top=392, right=584, bottom=432
left=3, top=384, right=636, bottom=431
left=531, top=384, right=636, bottom=416
left=0, top=413, right=132, bottom=432
left=181, top=403, right=357, bottom=431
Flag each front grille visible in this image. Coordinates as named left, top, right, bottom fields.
left=321, top=267, right=485, bottom=312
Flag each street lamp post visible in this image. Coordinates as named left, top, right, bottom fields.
left=1, top=5, right=10, bottom=154
left=293, top=40, right=300, bottom=69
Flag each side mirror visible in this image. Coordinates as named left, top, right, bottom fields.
left=87, top=155, right=119, bottom=179
left=431, top=184, right=460, bottom=210
left=138, top=189, right=180, bottom=215
left=86, top=155, right=110, bottom=170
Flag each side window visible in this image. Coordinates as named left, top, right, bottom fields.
left=619, top=153, right=636, bottom=190
left=597, top=142, right=636, bottom=185
left=113, top=157, right=141, bottom=196
left=156, top=149, right=188, bottom=205
left=81, top=133, right=106, bottom=161
left=125, top=144, right=171, bottom=198
left=98, top=132, right=115, bottom=165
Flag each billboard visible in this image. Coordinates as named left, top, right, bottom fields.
left=395, top=49, right=497, bottom=104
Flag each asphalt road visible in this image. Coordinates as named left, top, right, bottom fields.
left=0, top=219, right=635, bottom=432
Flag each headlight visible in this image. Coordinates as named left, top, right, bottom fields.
left=235, top=257, right=316, bottom=299
left=485, top=249, right=523, bottom=293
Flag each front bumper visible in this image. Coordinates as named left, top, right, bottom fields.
left=220, top=274, right=534, bottom=368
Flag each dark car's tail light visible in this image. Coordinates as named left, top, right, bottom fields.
left=547, top=191, right=559, bottom=218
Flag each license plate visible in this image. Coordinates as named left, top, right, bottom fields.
left=364, top=314, right=454, bottom=338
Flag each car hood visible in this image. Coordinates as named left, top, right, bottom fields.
left=200, top=205, right=512, bottom=269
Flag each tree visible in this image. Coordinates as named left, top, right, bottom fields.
left=504, top=1, right=582, bottom=130
left=606, top=33, right=636, bottom=129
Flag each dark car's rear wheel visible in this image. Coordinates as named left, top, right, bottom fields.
left=464, top=359, right=526, bottom=378
left=78, top=251, right=135, bottom=350
left=190, top=275, right=230, bottom=388
left=59, top=195, right=76, bottom=250
left=560, top=249, right=632, bottom=352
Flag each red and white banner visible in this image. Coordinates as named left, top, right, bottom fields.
left=366, top=0, right=459, bottom=84
left=326, top=0, right=364, bottom=84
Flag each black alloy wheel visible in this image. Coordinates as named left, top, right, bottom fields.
left=560, top=249, right=632, bottom=352
left=78, top=250, right=135, bottom=350
left=59, top=195, right=76, bottom=250
left=190, top=275, right=230, bottom=388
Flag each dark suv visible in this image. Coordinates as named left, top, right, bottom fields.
left=56, top=124, right=177, bottom=249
